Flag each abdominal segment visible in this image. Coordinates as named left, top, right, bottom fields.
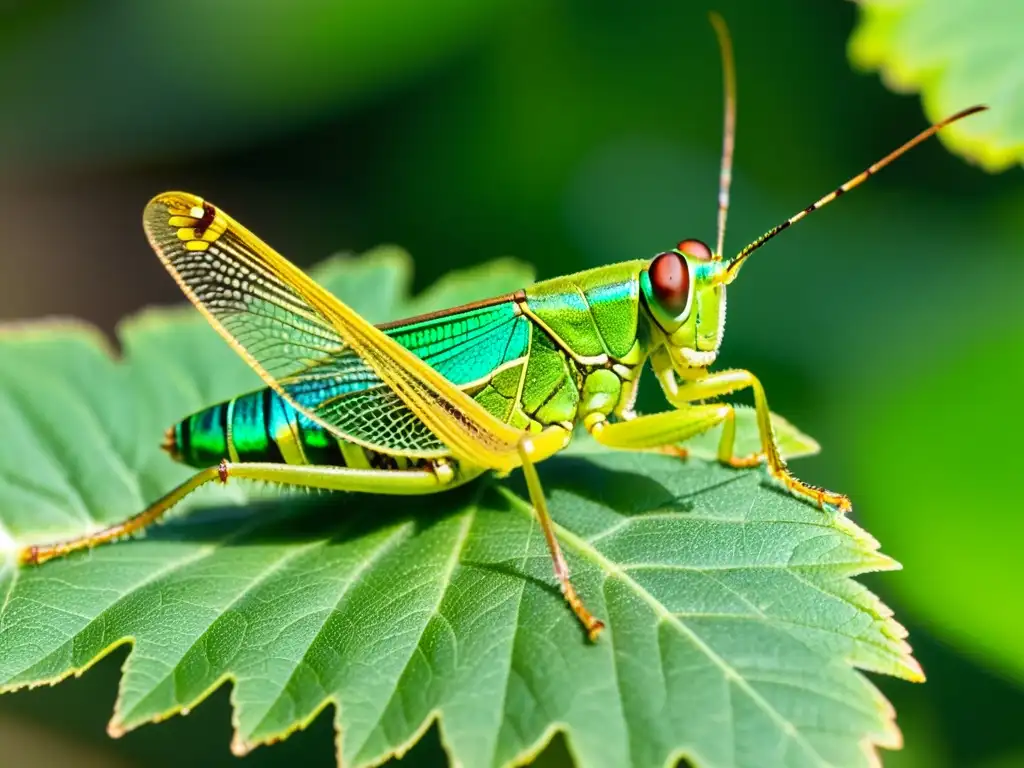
left=166, top=388, right=432, bottom=472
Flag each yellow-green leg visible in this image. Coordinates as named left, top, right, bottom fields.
left=596, top=366, right=851, bottom=512
left=516, top=429, right=604, bottom=641
left=587, top=404, right=736, bottom=456
left=20, top=459, right=469, bottom=566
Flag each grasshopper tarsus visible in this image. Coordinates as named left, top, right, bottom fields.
left=725, top=452, right=765, bottom=469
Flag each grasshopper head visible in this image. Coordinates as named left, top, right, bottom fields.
left=640, top=238, right=730, bottom=369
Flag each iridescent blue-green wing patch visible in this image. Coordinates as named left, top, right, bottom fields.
left=298, top=301, right=531, bottom=454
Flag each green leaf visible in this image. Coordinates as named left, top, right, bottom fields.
left=0, top=251, right=919, bottom=768
left=848, top=0, right=1023, bottom=172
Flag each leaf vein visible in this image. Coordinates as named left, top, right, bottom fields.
left=499, top=486, right=839, bottom=768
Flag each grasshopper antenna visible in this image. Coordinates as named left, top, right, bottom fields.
left=709, top=12, right=736, bottom=260
left=724, top=104, right=988, bottom=283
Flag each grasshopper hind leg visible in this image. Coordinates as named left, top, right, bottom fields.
left=19, top=458, right=470, bottom=566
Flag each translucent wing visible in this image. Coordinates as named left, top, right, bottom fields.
left=143, top=192, right=526, bottom=469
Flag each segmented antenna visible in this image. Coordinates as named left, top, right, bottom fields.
left=709, top=12, right=736, bottom=260
left=724, top=104, right=988, bottom=282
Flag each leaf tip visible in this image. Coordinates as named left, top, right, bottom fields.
left=231, top=734, right=252, bottom=757
left=877, top=625, right=926, bottom=683
left=901, top=651, right=925, bottom=684
left=106, top=720, right=126, bottom=739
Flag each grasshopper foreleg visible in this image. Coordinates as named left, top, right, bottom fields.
left=592, top=366, right=851, bottom=512
left=669, top=368, right=850, bottom=511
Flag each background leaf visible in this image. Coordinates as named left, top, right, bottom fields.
left=849, top=0, right=1024, bottom=171
left=0, top=254, right=917, bottom=768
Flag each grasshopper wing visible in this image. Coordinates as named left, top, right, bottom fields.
left=143, top=192, right=527, bottom=470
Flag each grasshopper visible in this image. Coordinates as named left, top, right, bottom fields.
left=19, top=19, right=984, bottom=641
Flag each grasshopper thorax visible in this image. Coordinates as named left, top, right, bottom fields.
left=640, top=238, right=729, bottom=369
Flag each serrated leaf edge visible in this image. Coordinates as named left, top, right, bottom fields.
left=499, top=487, right=908, bottom=767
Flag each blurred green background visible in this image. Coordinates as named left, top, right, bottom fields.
left=1, top=1, right=1021, bottom=766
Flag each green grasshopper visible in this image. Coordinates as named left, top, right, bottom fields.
left=19, top=19, right=984, bottom=641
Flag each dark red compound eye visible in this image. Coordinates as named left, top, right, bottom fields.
left=677, top=238, right=712, bottom=261
left=649, top=251, right=690, bottom=314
